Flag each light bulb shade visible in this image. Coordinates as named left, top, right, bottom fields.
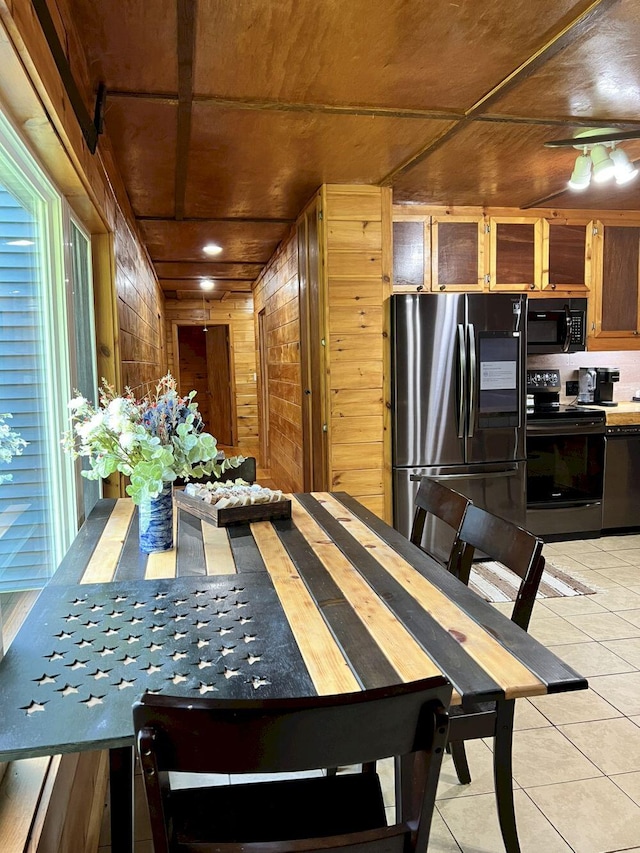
left=568, top=153, right=591, bottom=190
left=610, top=147, right=639, bottom=185
left=590, top=145, right=616, bottom=182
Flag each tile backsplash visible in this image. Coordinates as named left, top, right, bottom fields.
left=528, top=351, right=640, bottom=403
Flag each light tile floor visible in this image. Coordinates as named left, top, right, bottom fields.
left=99, top=532, right=640, bottom=853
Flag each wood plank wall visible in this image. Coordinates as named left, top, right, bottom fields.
left=323, top=185, right=393, bottom=522
left=253, top=232, right=304, bottom=492
left=164, top=295, right=259, bottom=453
left=0, top=5, right=166, bottom=850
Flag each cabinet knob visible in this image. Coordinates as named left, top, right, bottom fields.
left=550, top=283, right=556, bottom=290
left=439, top=284, right=446, bottom=291
left=529, top=283, right=536, bottom=290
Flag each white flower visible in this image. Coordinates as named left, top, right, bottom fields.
left=68, top=396, right=88, bottom=412
left=119, top=424, right=137, bottom=451
left=75, top=411, right=104, bottom=441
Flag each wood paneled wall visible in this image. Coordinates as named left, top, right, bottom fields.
left=323, top=185, right=393, bottom=521
left=253, top=232, right=303, bottom=493
left=164, top=295, right=259, bottom=452
left=0, top=4, right=165, bottom=850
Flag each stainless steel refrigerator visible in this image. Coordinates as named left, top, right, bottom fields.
left=391, top=293, right=527, bottom=562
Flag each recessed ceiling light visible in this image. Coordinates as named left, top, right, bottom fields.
left=200, top=278, right=215, bottom=291
left=202, top=243, right=222, bottom=256
left=5, top=239, right=34, bottom=246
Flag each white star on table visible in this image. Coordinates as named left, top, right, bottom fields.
left=108, top=610, right=124, bottom=618
left=132, top=601, right=146, bottom=609
left=174, top=613, right=188, bottom=622
left=223, top=667, right=241, bottom=679
left=142, top=663, right=162, bottom=674
left=195, top=620, right=210, bottom=629
left=196, top=638, right=209, bottom=648
left=150, top=624, right=166, bottom=633
left=89, top=604, right=104, bottom=612
left=170, top=673, right=187, bottom=685
left=171, top=651, right=188, bottom=661
left=234, top=601, right=249, bottom=609
left=238, top=616, right=252, bottom=625
left=246, top=654, right=261, bottom=665
left=220, top=646, right=235, bottom=657
left=83, top=620, right=100, bottom=629
left=65, top=614, right=80, bottom=621
left=81, top=695, right=104, bottom=708
left=147, top=642, right=163, bottom=652
left=58, top=684, right=79, bottom=697
left=71, top=598, right=84, bottom=606
left=128, top=617, right=144, bottom=625
left=34, top=674, right=56, bottom=686
left=152, top=607, right=166, bottom=615
left=194, top=590, right=208, bottom=597
left=91, top=669, right=111, bottom=680
left=115, top=678, right=135, bottom=690
left=154, top=593, right=168, bottom=600
left=97, top=646, right=115, bottom=656
left=114, top=595, right=127, bottom=602
left=197, top=659, right=213, bottom=669
left=54, top=631, right=73, bottom=640
left=215, top=610, right=230, bottom=618
left=121, top=655, right=138, bottom=666
left=76, top=639, right=93, bottom=649
left=194, top=604, right=209, bottom=612
left=68, top=659, right=88, bottom=670
left=22, top=700, right=46, bottom=715
left=198, top=682, right=217, bottom=694
left=124, top=635, right=141, bottom=644
left=229, top=586, right=244, bottom=594
left=104, top=627, right=120, bottom=637
left=174, top=598, right=188, bottom=606
left=172, top=631, right=187, bottom=640
left=44, top=651, right=65, bottom=661
left=217, top=627, right=233, bottom=636
left=243, top=634, right=257, bottom=644
left=250, top=676, right=270, bottom=689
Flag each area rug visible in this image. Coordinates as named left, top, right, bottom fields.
left=469, top=561, right=596, bottom=603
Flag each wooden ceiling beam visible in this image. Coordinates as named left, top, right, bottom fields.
left=174, top=0, right=196, bottom=220
left=381, top=0, right=623, bottom=185
left=138, top=216, right=295, bottom=224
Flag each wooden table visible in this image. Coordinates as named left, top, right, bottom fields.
left=0, top=492, right=587, bottom=853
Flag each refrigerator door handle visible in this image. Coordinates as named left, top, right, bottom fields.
left=428, top=468, right=520, bottom=482
left=467, top=323, right=476, bottom=438
left=457, top=324, right=467, bottom=439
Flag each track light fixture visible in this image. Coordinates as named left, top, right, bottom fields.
left=565, top=128, right=638, bottom=191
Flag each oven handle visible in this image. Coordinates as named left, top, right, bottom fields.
left=411, top=468, right=520, bottom=483
left=527, top=421, right=604, bottom=435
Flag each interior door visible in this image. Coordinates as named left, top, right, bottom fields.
left=206, top=325, right=233, bottom=446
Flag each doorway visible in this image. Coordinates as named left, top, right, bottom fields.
left=176, top=324, right=234, bottom=446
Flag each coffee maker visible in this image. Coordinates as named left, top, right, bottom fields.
left=594, top=367, right=620, bottom=407
left=577, top=367, right=596, bottom=405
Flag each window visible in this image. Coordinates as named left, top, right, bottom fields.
left=0, top=107, right=95, bottom=592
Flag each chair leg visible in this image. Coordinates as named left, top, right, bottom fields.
left=449, top=740, right=471, bottom=784
left=493, top=700, right=521, bottom=853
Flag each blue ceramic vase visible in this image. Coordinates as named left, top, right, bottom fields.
left=139, top=483, right=174, bottom=553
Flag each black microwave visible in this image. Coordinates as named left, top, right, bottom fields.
left=527, top=298, right=587, bottom=354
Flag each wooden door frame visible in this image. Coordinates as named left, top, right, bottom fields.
left=257, top=308, right=270, bottom=469
left=171, top=319, right=238, bottom=445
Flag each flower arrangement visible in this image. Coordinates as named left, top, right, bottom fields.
left=63, top=374, right=244, bottom=505
left=0, top=413, right=27, bottom=484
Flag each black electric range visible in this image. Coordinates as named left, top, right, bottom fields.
left=526, top=403, right=606, bottom=428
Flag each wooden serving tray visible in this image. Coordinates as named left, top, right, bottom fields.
left=174, top=489, right=292, bottom=527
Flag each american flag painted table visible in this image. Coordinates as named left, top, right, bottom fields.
left=0, top=492, right=586, bottom=853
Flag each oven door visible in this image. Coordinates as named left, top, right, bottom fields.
left=526, top=419, right=604, bottom=538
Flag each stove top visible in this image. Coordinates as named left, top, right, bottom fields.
left=526, top=404, right=606, bottom=422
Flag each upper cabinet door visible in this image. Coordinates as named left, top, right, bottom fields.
left=542, top=221, right=591, bottom=294
left=392, top=215, right=430, bottom=292
left=431, top=216, right=484, bottom=291
left=591, top=221, right=640, bottom=342
left=488, top=217, right=544, bottom=292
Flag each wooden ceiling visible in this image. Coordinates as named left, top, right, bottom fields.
left=65, top=0, right=640, bottom=297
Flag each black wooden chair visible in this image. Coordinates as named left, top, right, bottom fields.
left=133, top=676, right=452, bottom=853
left=445, top=504, right=545, bottom=853
left=410, top=477, right=474, bottom=580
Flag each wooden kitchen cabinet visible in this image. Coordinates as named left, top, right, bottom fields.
left=488, top=216, right=544, bottom=292
left=431, top=215, right=484, bottom=291
left=392, top=214, right=430, bottom=291
left=590, top=220, right=640, bottom=345
left=541, top=220, right=593, bottom=295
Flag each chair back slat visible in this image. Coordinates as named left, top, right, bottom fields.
left=457, top=504, right=545, bottom=630
left=410, top=478, right=473, bottom=579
